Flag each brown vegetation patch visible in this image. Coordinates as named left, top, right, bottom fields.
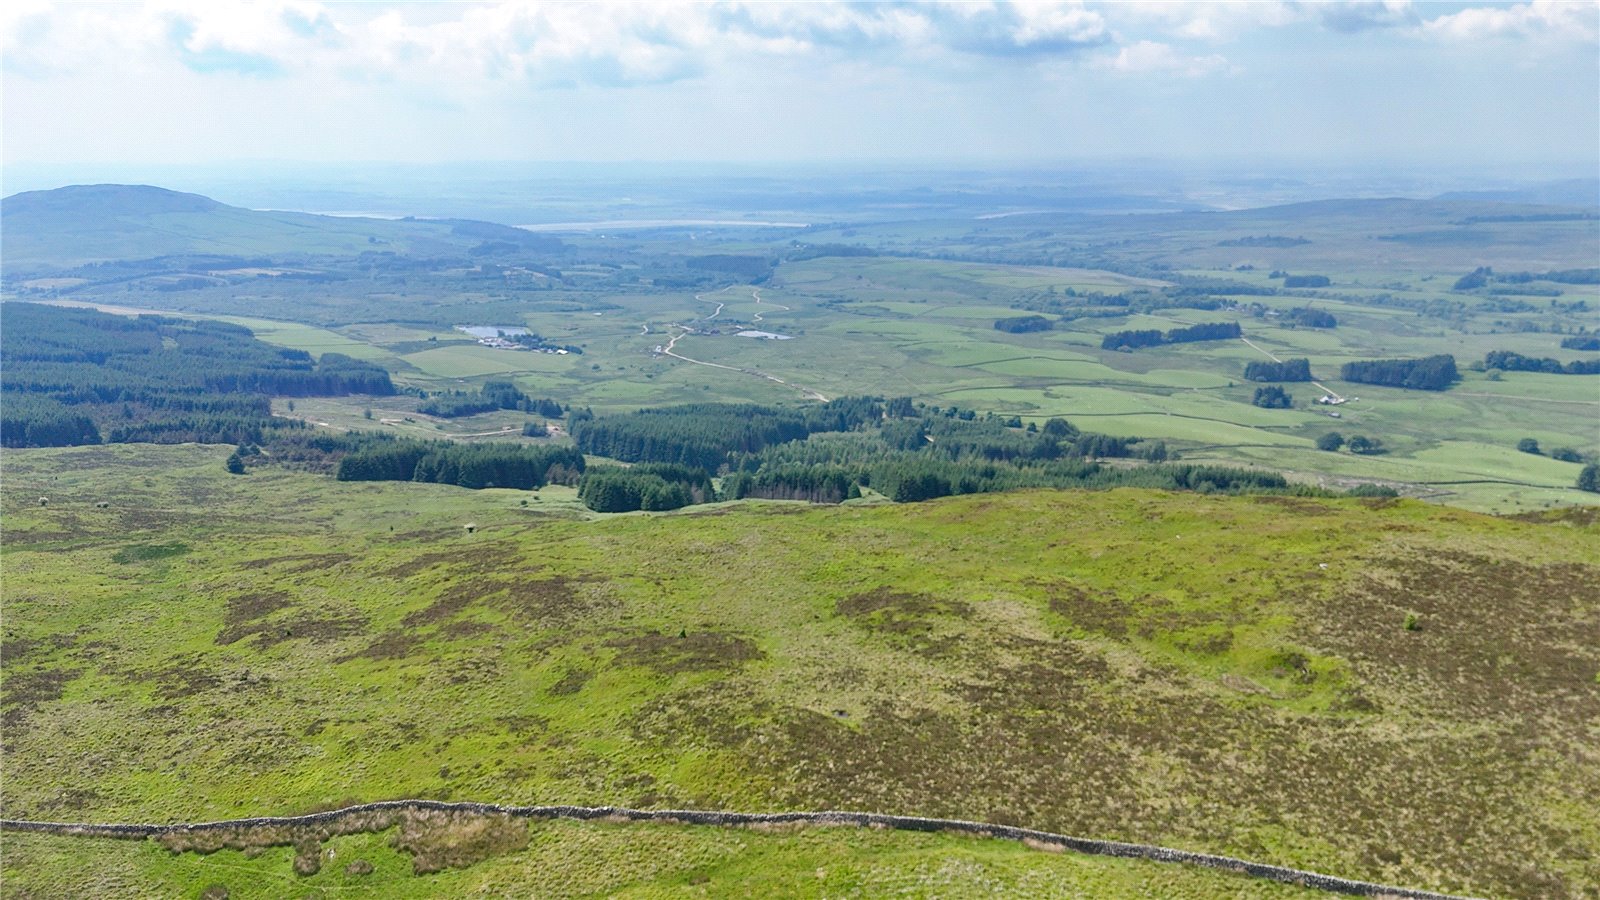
left=216, top=611, right=366, bottom=649
left=1, top=634, right=46, bottom=663
left=400, top=575, right=607, bottom=630
left=837, top=588, right=972, bottom=632
left=221, top=591, right=291, bottom=628
left=1, top=666, right=79, bottom=712
left=1248, top=495, right=1333, bottom=515
left=548, top=667, right=593, bottom=696
left=1, top=529, right=78, bottom=546
left=402, top=580, right=500, bottom=628
left=386, top=545, right=520, bottom=579
left=392, top=808, right=528, bottom=875
left=239, top=553, right=355, bottom=574
left=496, top=714, right=550, bottom=738
left=438, top=619, right=495, bottom=641
left=496, top=575, right=602, bottom=624
left=1046, top=584, right=1132, bottom=639
left=1510, top=505, right=1600, bottom=528
left=608, top=632, right=763, bottom=675
left=144, top=656, right=224, bottom=700
left=628, top=629, right=1589, bottom=899
left=836, top=588, right=975, bottom=656
left=1319, top=551, right=1600, bottom=719
left=339, top=630, right=423, bottom=662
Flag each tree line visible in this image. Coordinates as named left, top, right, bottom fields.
left=1285, top=308, right=1337, bottom=328
left=1, top=303, right=392, bottom=448
left=993, top=315, right=1054, bottom=333
left=417, top=381, right=566, bottom=418
left=1482, top=350, right=1600, bottom=376
left=569, top=398, right=885, bottom=472
left=1243, top=358, right=1313, bottom=382
left=1102, top=321, right=1241, bottom=351
left=561, top=398, right=1377, bottom=512
left=1339, top=355, right=1459, bottom=391
left=577, top=464, right=715, bottom=512
left=335, top=437, right=584, bottom=490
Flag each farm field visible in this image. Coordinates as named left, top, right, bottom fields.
left=14, top=188, right=1599, bottom=514
left=43, top=270, right=1598, bottom=514
left=4, top=443, right=1598, bottom=898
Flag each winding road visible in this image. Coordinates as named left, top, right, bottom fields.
left=660, top=324, right=828, bottom=402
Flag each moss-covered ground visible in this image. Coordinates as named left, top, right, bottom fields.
left=3, top=444, right=1597, bottom=897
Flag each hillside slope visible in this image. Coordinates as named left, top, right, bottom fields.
left=2, top=444, right=1597, bottom=897
left=0, top=184, right=466, bottom=267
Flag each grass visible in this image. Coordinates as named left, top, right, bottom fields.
left=4, top=443, right=1598, bottom=898
left=29, top=244, right=1597, bottom=513
left=1, top=818, right=1333, bottom=899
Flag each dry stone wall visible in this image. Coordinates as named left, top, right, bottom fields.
left=2, top=800, right=1477, bottom=899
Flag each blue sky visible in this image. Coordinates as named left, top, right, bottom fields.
left=3, top=1, right=1596, bottom=169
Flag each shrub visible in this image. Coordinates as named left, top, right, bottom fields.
left=1252, top=386, right=1292, bottom=409
left=1315, top=432, right=1344, bottom=452
left=1347, top=435, right=1384, bottom=455
left=1516, top=438, right=1541, bottom=455
left=1578, top=464, right=1600, bottom=493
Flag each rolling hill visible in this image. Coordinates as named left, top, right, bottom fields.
left=0, top=184, right=475, bottom=269
left=2, top=443, right=1596, bottom=897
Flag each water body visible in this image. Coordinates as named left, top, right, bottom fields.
left=456, top=325, right=529, bottom=338
left=736, top=330, right=793, bottom=340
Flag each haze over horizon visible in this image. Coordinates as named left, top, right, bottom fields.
left=4, top=0, right=1597, bottom=180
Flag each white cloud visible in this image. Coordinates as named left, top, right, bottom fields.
left=1422, top=0, right=1599, bottom=42
left=0, top=1, right=1120, bottom=87
left=1313, top=1, right=1418, bottom=35
left=2, top=0, right=1590, bottom=106
left=1095, top=39, right=1230, bottom=76
left=1103, top=2, right=1300, bottom=42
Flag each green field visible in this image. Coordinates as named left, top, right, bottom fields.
left=16, top=192, right=1599, bottom=515
left=4, top=444, right=1597, bottom=898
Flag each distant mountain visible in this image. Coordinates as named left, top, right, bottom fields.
left=0, top=184, right=474, bottom=269
left=1432, top=178, right=1599, bottom=208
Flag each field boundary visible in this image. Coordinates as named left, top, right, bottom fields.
left=2, top=800, right=1475, bottom=898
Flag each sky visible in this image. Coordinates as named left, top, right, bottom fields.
left=3, top=1, right=1597, bottom=171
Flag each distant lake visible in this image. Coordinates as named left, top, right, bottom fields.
left=737, top=330, right=793, bottom=340
left=457, top=325, right=529, bottom=338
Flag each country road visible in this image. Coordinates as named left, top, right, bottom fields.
left=660, top=324, right=828, bottom=402
left=1239, top=336, right=1343, bottom=400
left=693, top=285, right=731, bottom=320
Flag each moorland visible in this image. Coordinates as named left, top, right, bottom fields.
left=2, top=174, right=1598, bottom=898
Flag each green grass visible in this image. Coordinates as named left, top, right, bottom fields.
left=16, top=222, right=1598, bottom=514
left=1, top=819, right=1330, bottom=899
left=4, top=444, right=1598, bottom=898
